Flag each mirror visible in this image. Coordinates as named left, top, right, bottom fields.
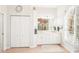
left=38, top=18, right=48, bottom=30
left=67, top=16, right=74, bottom=34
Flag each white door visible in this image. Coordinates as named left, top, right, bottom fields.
left=0, top=13, right=3, bottom=52
left=11, top=16, right=33, bottom=47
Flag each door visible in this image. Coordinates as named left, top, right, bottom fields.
left=11, top=15, right=33, bottom=47
left=0, top=13, right=3, bottom=52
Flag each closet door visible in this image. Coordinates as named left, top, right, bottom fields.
left=11, top=16, right=33, bottom=47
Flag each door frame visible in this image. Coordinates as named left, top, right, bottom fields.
left=0, top=13, right=4, bottom=52
left=10, top=15, right=33, bottom=48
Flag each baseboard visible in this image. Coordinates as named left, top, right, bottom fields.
left=61, top=43, right=77, bottom=53
left=29, top=45, right=37, bottom=48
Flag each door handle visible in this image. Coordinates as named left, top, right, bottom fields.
left=34, top=29, right=37, bottom=34
left=2, top=33, right=4, bottom=35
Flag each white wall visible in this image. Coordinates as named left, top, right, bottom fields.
left=33, top=6, right=57, bottom=30
left=56, top=6, right=71, bottom=26
left=7, top=5, right=33, bottom=15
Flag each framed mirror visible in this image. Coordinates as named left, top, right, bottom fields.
left=38, top=18, right=48, bottom=30
left=67, top=16, right=74, bottom=34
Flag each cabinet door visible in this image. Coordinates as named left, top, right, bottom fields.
left=37, top=31, right=61, bottom=44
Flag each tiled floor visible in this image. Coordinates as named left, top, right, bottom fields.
left=5, top=44, right=69, bottom=53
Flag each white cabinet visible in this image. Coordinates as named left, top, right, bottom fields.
left=35, top=31, right=61, bottom=45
